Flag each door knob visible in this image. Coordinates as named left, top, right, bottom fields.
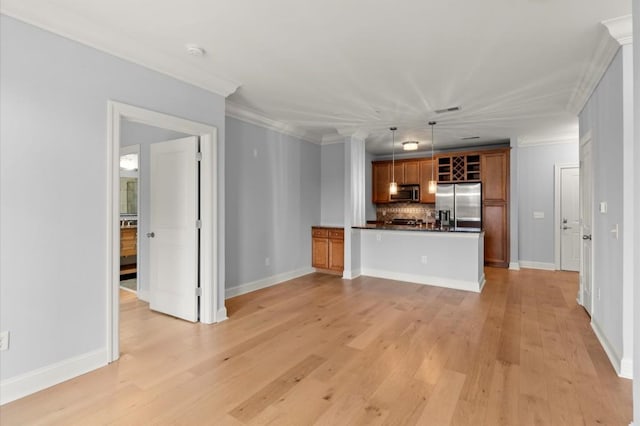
left=582, top=234, right=592, bottom=240
left=562, top=218, right=568, bottom=224
left=562, top=226, right=570, bottom=230
left=146, top=232, right=155, bottom=238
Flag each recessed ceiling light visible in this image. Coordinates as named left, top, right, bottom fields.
left=185, top=44, right=206, bottom=57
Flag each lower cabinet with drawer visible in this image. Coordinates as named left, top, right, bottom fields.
left=312, top=226, right=344, bottom=274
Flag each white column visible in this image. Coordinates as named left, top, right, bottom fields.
left=342, top=131, right=367, bottom=279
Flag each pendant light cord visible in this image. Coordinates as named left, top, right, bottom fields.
left=391, top=127, right=397, bottom=182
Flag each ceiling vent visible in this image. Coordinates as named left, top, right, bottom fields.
left=461, top=136, right=480, bottom=140
left=435, top=106, right=461, bottom=114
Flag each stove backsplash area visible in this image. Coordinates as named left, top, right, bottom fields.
left=376, top=203, right=437, bottom=224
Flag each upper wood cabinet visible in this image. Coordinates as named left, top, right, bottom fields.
left=391, top=161, right=419, bottom=185
left=372, top=161, right=391, bottom=203
left=403, top=161, right=420, bottom=184
left=481, top=151, right=508, bottom=201
left=437, top=153, right=481, bottom=182
left=419, top=159, right=436, bottom=204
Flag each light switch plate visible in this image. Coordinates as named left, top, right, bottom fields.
left=533, top=211, right=544, bottom=219
left=600, top=202, right=607, bottom=213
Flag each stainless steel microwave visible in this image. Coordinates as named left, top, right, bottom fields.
left=390, top=184, right=420, bottom=202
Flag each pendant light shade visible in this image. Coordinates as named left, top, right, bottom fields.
left=389, top=127, right=398, bottom=195
left=428, top=121, right=437, bottom=194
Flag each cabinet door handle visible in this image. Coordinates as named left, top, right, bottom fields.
left=146, top=232, right=155, bottom=238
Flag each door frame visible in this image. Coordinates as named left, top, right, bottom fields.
left=578, top=131, right=593, bottom=308
left=554, top=162, right=579, bottom=270
left=107, top=101, right=223, bottom=363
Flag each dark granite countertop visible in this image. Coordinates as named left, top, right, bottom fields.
left=353, top=224, right=482, bottom=233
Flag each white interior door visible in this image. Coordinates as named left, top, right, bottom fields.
left=580, top=138, right=593, bottom=315
left=149, top=136, right=199, bottom=322
left=560, top=167, right=580, bottom=271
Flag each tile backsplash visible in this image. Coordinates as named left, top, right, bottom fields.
left=376, top=203, right=437, bottom=223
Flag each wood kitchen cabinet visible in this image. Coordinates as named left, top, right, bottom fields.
left=437, top=153, right=481, bottom=182
left=480, top=149, right=510, bottom=268
left=483, top=202, right=508, bottom=266
left=392, top=161, right=419, bottom=185
left=372, top=161, right=391, bottom=203
left=312, top=227, right=344, bottom=274
left=419, top=159, right=436, bottom=204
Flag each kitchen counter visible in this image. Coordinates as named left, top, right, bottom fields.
left=354, top=227, right=485, bottom=293
left=353, top=224, right=481, bottom=233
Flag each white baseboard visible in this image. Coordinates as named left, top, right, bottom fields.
left=216, top=306, right=228, bottom=322
left=518, top=260, right=556, bottom=270
left=360, top=268, right=484, bottom=293
left=509, top=261, right=520, bottom=270
left=343, top=269, right=361, bottom=280
left=620, top=356, right=633, bottom=379
left=137, top=289, right=149, bottom=302
left=0, top=348, right=107, bottom=405
left=225, top=267, right=314, bottom=299
left=591, top=320, right=629, bottom=378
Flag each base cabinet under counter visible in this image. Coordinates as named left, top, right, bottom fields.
left=312, top=227, right=344, bottom=274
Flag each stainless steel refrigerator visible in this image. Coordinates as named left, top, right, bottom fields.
left=435, top=183, right=482, bottom=229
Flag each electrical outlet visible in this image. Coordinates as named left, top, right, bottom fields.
left=265, top=257, right=270, bottom=266
left=0, top=331, right=9, bottom=351
left=376, top=233, right=382, bottom=242
left=597, top=288, right=601, bottom=300
left=421, top=255, right=428, bottom=264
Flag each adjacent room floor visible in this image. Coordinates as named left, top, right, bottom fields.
left=1, top=268, right=632, bottom=425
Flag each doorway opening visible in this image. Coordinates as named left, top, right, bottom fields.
left=119, top=145, right=140, bottom=294
left=107, top=101, right=225, bottom=363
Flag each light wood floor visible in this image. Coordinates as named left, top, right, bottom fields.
left=1, top=268, right=632, bottom=425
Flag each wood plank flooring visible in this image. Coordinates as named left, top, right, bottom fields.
left=1, top=268, right=632, bottom=425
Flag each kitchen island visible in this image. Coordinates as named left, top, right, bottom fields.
left=353, top=225, right=485, bottom=293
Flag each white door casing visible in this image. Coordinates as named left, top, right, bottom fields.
left=580, top=134, right=593, bottom=315
left=149, top=136, right=199, bottom=322
left=108, top=101, right=223, bottom=363
left=560, top=167, right=580, bottom=271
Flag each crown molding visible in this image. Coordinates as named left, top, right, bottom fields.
left=321, top=134, right=347, bottom=145
left=518, top=136, right=578, bottom=148
left=602, top=15, right=633, bottom=45
left=225, top=102, right=322, bottom=144
left=567, top=15, right=632, bottom=115
left=1, top=10, right=240, bottom=97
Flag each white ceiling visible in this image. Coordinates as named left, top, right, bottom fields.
left=1, top=0, right=631, bottom=154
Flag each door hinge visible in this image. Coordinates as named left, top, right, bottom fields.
left=196, top=287, right=202, bottom=297
left=196, top=151, right=202, bottom=161
left=196, top=219, right=202, bottom=229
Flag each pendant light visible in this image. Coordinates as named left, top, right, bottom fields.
left=428, top=121, right=437, bottom=194
left=389, top=127, right=398, bottom=195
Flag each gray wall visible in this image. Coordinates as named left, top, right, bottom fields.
left=0, top=15, right=226, bottom=381
left=517, top=142, right=578, bottom=265
left=579, top=46, right=631, bottom=369
left=120, top=121, right=190, bottom=299
left=320, top=142, right=345, bottom=226
left=225, top=117, right=321, bottom=291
